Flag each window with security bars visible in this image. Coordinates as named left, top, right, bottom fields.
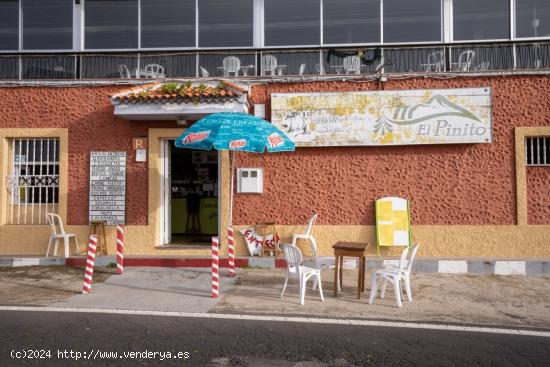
left=6, top=138, right=59, bottom=225
left=526, top=136, right=550, bottom=166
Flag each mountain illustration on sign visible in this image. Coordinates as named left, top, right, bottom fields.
left=373, top=94, right=482, bottom=134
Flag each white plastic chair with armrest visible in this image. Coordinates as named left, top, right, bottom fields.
left=425, top=51, right=444, bottom=72
left=261, top=55, right=278, bottom=76
left=118, top=64, right=131, bottom=78
left=298, top=63, right=306, bottom=76
left=46, top=213, right=79, bottom=258
left=200, top=66, right=210, bottom=77
left=281, top=244, right=324, bottom=305
left=380, top=244, right=420, bottom=302
left=368, top=246, right=409, bottom=307
left=343, top=56, right=361, bottom=74
left=291, top=213, right=339, bottom=291
left=144, top=63, right=165, bottom=78
left=457, top=50, right=475, bottom=71
left=222, top=56, right=241, bottom=76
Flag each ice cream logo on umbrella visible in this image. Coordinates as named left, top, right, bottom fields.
left=229, top=139, right=247, bottom=149
left=268, top=132, right=284, bottom=147
left=182, top=130, right=210, bottom=144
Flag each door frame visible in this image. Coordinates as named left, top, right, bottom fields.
left=159, top=138, right=222, bottom=246
left=160, top=138, right=172, bottom=245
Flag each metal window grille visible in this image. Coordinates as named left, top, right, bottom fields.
left=526, top=136, right=550, bottom=166
left=6, top=138, right=60, bottom=225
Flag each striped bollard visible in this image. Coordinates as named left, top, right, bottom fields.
left=227, top=226, right=236, bottom=277
left=82, top=235, right=97, bottom=294
left=116, top=224, right=124, bottom=274
left=211, top=237, right=219, bottom=298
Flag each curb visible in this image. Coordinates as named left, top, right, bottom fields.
left=1, top=306, right=549, bottom=338
left=2, top=256, right=549, bottom=277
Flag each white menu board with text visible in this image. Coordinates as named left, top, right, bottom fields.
left=88, top=152, right=126, bottom=225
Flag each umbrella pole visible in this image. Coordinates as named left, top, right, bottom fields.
left=229, top=150, right=235, bottom=226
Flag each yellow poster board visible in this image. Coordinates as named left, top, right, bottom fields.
left=375, top=197, right=412, bottom=255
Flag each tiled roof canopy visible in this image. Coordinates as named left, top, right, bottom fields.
left=111, top=80, right=246, bottom=105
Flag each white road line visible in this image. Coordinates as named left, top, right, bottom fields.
left=0, top=306, right=549, bottom=338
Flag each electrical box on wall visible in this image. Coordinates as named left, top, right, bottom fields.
left=237, top=168, right=263, bottom=194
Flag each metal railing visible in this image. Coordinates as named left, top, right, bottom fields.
left=0, top=41, right=548, bottom=81
left=6, top=138, right=59, bottom=225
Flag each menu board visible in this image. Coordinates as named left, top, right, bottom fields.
left=89, top=152, right=126, bottom=225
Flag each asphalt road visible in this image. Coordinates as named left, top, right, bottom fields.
left=1, top=311, right=549, bottom=366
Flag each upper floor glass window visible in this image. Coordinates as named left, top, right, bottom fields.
left=454, top=0, right=510, bottom=40
left=516, top=0, right=550, bottom=38
left=141, top=0, right=195, bottom=48
left=85, top=0, right=138, bottom=49
left=265, top=0, right=320, bottom=46
left=0, top=0, right=19, bottom=50
left=323, top=0, right=380, bottom=44
left=384, top=0, right=441, bottom=43
left=23, top=0, right=73, bottom=50
left=199, top=0, right=253, bottom=47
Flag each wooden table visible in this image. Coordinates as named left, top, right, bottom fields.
left=332, top=242, right=369, bottom=299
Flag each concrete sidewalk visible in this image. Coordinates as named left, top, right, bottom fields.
left=52, top=267, right=237, bottom=312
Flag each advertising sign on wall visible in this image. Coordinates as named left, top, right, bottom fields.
left=271, top=88, right=492, bottom=147
left=89, top=152, right=126, bottom=225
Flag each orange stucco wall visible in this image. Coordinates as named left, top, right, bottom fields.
left=233, top=76, right=550, bottom=225
left=0, top=75, right=549, bottom=229
left=0, top=86, right=175, bottom=225
left=527, top=167, right=550, bottom=225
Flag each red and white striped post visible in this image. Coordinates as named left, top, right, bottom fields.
left=82, top=235, right=97, bottom=294
left=116, top=224, right=124, bottom=274
left=227, top=226, right=236, bottom=277
left=211, top=236, right=219, bottom=298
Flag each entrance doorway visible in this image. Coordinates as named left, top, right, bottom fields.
left=161, top=139, right=218, bottom=246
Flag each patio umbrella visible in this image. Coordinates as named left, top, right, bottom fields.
left=175, top=112, right=295, bottom=226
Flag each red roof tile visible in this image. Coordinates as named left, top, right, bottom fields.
left=111, top=81, right=246, bottom=104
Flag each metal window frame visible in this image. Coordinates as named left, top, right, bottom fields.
left=526, top=136, right=550, bottom=166
left=7, top=138, right=60, bottom=225
left=1, top=0, right=550, bottom=53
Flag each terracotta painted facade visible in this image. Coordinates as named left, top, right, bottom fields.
left=238, top=76, right=550, bottom=226
left=0, top=75, right=549, bottom=257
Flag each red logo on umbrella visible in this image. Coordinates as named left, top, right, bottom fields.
left=268, top=132, right=284, bottom=148
left=182, top=131, right=210, bottom=144
left=230, top=139, right=247, bottom=149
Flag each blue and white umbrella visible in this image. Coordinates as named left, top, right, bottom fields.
left=175, top=112, right=295, bottom=225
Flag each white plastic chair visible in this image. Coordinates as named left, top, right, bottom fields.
left=46, top=213, right=79, bottom=258
left=144, top=63, right=165, bottom=78
left=368, top=246, right=410, bottom=307
left=457, top=50, right=475, bottom=71
left=380, top=244, right=420, bottom=302
left=261, top=55, right=278, bottom=76
left=118, top=64, right=131, bottom=78
left=343, top=56, right=361, bottom=74
left=281, top=244, right=324, bottom=305
left=200, top=66, right=210, bottom=77
left=425, top=51, right=444, bottom=72
left=298, top=63, right=306, bottom=76
left=222, top=56, right=241, bottom=76
left=291, top=213, right=339, bottom=291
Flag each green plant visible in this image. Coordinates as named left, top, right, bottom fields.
left=216, top=81, right=226, bottom=90
left=183, top=80, right=193, bottom=88
left=107, top=262, right=117, bottom=268
left=161, top=82, right=179, bottom=94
